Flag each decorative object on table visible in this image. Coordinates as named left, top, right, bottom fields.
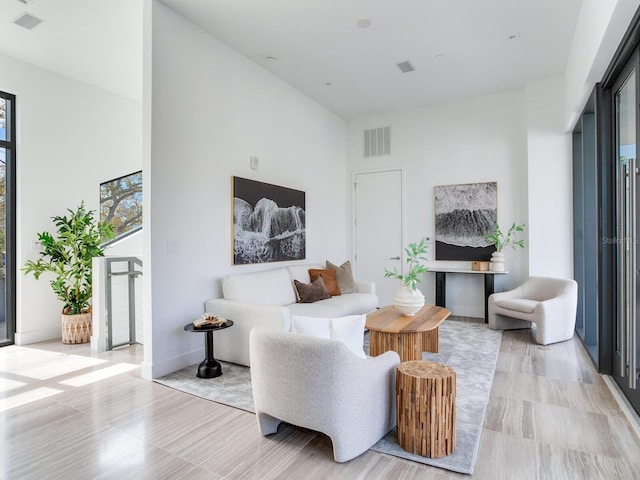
left=484, top=222, right=525, bottom=272
left=22, top=202, right=114, bottom=344
left=396, top=360, right=456, bottom=458
left=193, top=313, right=228, bottom=328
left=184, top=320, right=234, bottom=378
left=232, top=176, right=305, bottom=265
left=434, top=182, right=497, bottom=261
left=471, top=261, right=490, bottom=271
left=384, top=239, right=428, bottom=315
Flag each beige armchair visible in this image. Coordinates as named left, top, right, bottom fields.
left=488, top=276, right=578, bottom=345
left=249, top=327, right=400, bottom=463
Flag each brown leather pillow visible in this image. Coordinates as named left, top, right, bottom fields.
left=326, top=260, right=355, bottom=293
left=294, top=276, right=331, bottom=303
left=309, top=268, right=341, bottom=296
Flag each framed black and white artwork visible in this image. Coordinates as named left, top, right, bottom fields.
left=232, top=176, right=306, bottom=265
left=434, top=182, right=497, bottom=261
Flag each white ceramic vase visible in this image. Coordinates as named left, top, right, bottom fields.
left=489, top=251, right=505, bottom=272
left=393, top=285, right=425, bottom=316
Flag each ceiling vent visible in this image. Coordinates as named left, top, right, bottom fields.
left=14, top=12, right=43, bottom=30
left=364, top=126, right=391, bottom=158
left=396, top=61, right=415, bottom=73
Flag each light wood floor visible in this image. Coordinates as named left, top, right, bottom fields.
left=1, top=319, right=640, bottom=479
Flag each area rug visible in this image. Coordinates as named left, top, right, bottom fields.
left=154, top=319, right=502, bottom=475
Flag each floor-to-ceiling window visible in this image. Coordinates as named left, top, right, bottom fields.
left=0, top=91, right=16, bottom=346
left=611, top=52, right=640, bottom=410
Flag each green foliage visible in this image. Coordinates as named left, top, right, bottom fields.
left=485, top=222, right=526, bottom=252
left=384, top=239, right=429, bottom=290
left=22, top=202, right=114, bottom=314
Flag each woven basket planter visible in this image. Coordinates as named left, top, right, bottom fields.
left=61, top=309, right=92, bottom=344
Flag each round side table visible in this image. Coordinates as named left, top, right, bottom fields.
left=184, top=320, right=234, bottom=378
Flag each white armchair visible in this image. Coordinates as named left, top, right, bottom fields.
left=249, top=327, right=400, bottom=463
left=488, top=276, right=578, bottom=345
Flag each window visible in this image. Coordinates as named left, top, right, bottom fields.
left=0, top=91, right=16, bottom=346
left=100, top=170, right=142, bottom=244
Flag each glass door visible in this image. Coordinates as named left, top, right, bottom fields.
left=614, top=58, right=640, bottom=410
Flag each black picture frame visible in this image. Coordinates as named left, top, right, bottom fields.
left=232, top=176, right=306, bottom=265
left=434, top=182, right=497, bottom=261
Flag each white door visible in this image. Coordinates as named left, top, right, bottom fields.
left=354, top=170, right=403, bottom=306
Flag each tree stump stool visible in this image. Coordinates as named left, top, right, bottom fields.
left=396, top=360, right=456, bottom=458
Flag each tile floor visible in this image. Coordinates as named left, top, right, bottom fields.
left=1, top=319, right=640, bottom=479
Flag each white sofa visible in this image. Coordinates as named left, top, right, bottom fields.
left=205, top=264, right=378, bottom=366
left=250, top=327, right=400, bottom=462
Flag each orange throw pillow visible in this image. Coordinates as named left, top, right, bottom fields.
left=308, top=269, right=341, bottom=296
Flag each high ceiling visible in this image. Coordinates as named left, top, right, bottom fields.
left=0, top=0, right=142, bottom=102
left=0, top=0, right=583, bottom=119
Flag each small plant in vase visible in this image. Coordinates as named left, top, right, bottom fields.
left=485, top=222, right=525, bottom=271
left=384, top=239, right=429, bottom=315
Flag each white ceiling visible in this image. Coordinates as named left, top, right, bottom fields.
left=0, top=0, right=583, bottom=119
left=0, top=0, right=142, bottom=102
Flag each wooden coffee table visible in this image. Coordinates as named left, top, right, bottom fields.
left=365, top=305, right=450, bottom=362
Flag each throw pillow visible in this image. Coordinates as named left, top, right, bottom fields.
left=290, top=315, right=331, bottom=338
left=290, top=314, right=367, bottom=359
left=326, top=260, right=356, bottom=294
left=331, top=315, right=367, bottom=359
left=308, top=268, right=341, bottom=296
left=293, top=276, right=331, bottom=303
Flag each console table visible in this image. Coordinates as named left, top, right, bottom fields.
left=428, top=267, right=508, bottom=323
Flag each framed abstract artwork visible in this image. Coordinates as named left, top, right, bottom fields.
left=434, top=182, right=497, bottom=261
left=232, top=176, right=306, bottom=265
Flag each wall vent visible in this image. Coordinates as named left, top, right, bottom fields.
left=363, top=126, right=391, bottom=158
left=14, top=12, right=43, bottom=30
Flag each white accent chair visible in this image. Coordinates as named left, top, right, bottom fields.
left=488, top=276, right=578, bottom=345
left=249, top=327, right=400, bottom=463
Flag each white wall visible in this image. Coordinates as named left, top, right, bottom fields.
left=346, top=90, right=529, bottom=318
left=526, top=77, right=573, bottom=278
left=0, top=53, right=142, bottom=344
left=144, top=1, right=348, bottom=378
left=565, top=0, right=640, bottom=129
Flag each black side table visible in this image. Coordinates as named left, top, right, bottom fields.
left=184, top=320, right=234, bottom=378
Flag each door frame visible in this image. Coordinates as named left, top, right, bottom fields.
left=351, top=167, right=407, bottom=279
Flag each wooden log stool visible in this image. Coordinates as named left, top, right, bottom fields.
left=396, top=360, right=456, bottom=458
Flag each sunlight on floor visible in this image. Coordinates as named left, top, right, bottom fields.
left=0, top=342, right=141, bottom=414
left=0, top=386, right=63, bottom=413
left=60, top=363, right=138, bottom=387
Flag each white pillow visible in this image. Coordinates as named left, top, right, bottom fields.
left=331, top=315, right=366, bottom=359
left=290, top=315, right=330, bottom=338
left=290, top=314, right=366, bottom=359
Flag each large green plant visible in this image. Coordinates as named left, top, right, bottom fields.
left=23, top=202, right=114, bottom=314
left=384, top=239, right=429, bottom=290
left=485, top=222, right=525, bottom=252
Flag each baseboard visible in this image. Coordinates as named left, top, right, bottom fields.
left=603, top=374, right=640, bottom=439
left=14, top=327, right=60, bottom=345
left=147, top=348, right=203, bottom=379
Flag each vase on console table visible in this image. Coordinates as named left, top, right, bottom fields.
left=393, top=285, right=425, bottom=316
left=489, top=251, right=505, bottom=272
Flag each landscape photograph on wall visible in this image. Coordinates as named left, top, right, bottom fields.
left=232, top=176, right=306, bottom=265
left=434, top=181, right=497, bottom=261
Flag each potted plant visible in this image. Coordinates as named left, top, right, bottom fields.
left=384, top=239, right=429, bottom=315
left=485, top=222, right=525, bottom=271
left=23, top=202, right=114, bottom=344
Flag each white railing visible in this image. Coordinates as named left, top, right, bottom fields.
left=92, top=256, right=143, bottom=352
